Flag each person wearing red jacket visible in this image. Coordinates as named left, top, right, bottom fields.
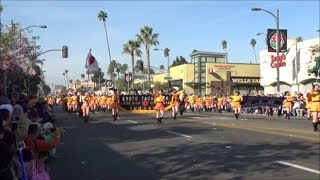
left=24, top=124, right=60, bottom=153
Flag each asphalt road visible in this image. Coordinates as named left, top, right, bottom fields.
left=49, top=107, right=320, bottom=180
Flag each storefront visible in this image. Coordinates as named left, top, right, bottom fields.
left=259, top=37, right=320, bottom=94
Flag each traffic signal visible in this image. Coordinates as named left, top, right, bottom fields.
left=62, top=46, right=68, bottom=58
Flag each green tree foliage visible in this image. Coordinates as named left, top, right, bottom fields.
left=171, top=56, right=188, bottom=67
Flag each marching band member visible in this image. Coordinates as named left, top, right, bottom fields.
left=100, top=92, right=108, bottom=112
left=309, top=84, right=320, bottom=132
left=71, top=93, right=78, bottom=114
left=90, top=93, right=97, bottom=113
left=230, top=91, right=243, bottom=119
left=170, top=88, right=185, bottom=119
left=283, top=91, right=294, bottom=120
left=204, top=94, right=213, bottom=112
left=154, top=89, right=165, bottom=124
left=188, top=94, right=196, bottom=112
left=196, top=95, right=203, bottom=112
left=67, top=94, right=72, bottom=112
left=111, top=89, right=120, bottom=121
left=217, top=94, right=224, bottom=113
left=81, top=92, right=91, bottom=123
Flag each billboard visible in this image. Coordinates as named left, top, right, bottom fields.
left=267, top=29, right=287, bottom=53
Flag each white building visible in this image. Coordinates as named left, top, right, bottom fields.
left=260, top=37, right=320, bottom=94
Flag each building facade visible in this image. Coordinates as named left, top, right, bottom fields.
left=153, top=51, right=262, bottom=96
left=260, top=37, right=320, bottom=94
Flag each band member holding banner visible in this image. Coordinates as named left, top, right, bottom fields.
left=230, top=91, right=243, bottom=119
left=111, top=89, right=120, bottom=121
left=154, top=90, right=165, bottom=124
left=81, top=92, right=91, bottom=123
left=170, top=88, right=185, bottom=119
left=309, top=84, right=320, bottom=132
left=283, top=91, right=294, bottom=120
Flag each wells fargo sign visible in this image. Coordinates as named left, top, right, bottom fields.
left=271, top=54, right=286, bottom=68
left=231, top=77, right=260, bottom=84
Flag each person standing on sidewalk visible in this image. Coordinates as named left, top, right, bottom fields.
left=309, top=84, right=320, bottom=132
left=230, top=91, right=243, bottom=120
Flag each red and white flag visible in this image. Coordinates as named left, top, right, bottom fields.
left=85, top=49, right=99, bottom=72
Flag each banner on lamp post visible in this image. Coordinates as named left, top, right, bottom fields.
left=267, top=29, right=287, bottom=53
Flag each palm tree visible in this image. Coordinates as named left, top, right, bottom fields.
left=296, top=36, right=303, bottom=43
left=98, top=11, right=112, bottom=82
left=122, top=40, right=142, bottom=82
left=120, top=64, right=129, bottom=76
left=136, top=26, right=159, bottom=88
left=250, top=39, right=257, bottom=64
left=222, top=40, right=228, bottom=63
left=81, top=74, right=85, bottom=81
left=115, top=63, right=121, bottom=79
left=164, top=48, right=170, bottom=72
left=64, top=69, right=69, bottom=88
left=159, top=65, right=165, bottom=71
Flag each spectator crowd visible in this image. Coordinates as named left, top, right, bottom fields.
left=0, top=90, right=63, bottom=180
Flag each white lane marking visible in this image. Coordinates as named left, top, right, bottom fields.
left=277, top=161, right=320, bottom=174
left=126, top=120, right=138, bottom=124
left=166, top=130, right=192, bottom=138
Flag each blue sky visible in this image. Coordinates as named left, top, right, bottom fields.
left=1, top=0, right=319, bottom=87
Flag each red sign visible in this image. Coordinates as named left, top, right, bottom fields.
left=271, top=54, right=286, bottom=68
left=214, top=65, right=235, bottom=70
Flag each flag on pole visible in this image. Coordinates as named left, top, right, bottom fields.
left=85, top=49, right=99, bottom=72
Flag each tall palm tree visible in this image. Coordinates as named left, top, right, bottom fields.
left=81, top=74, right=85, bottom=81
left=136, top=26, right=159, bottom=88
left=296, top=36, right=303, bottom=43
left=164, top=48, right=170, bottom=72
left=122, top=40, right=142, bottom=82
left=64, top=69, right=69, bottom=88
left=159, top=65, right=165, bottom=71
left=250, top=39, right=257, bottom=64
left=98, top=11, right=112, bottom=82
left=222, top=40, right=228, bottom=63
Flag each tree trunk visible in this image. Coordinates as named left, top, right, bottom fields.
left=253, top=47, right=257, bottom=64
left=146, top=46, right=151, bottom=91
left=103, top=21, right=113, bottom=86
left=225, top=49, right=228, bottom=63
left=131, top=53, right=135, bottom=82
left=0, top=70, right=7, bottom=96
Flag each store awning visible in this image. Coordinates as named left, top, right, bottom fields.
left=185, top=82, right=207, bottom=87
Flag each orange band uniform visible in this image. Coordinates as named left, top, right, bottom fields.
left=110, top=94, right=120, bottom=108
left=196, top=97, right=203, bottom=107
left=100, top=95, right=107, bottom=106
left=71, top=95, right=77, bottom=106
left=231, top=95, right=243, bottom=108
left=81, top=96, right=91, bottom=110
left=154, top=94, right=165, bottom=110
left=67, top=96, right=72, bottom=106
left=205, top=97, right=212, bottom=108
left=310, top=90, right=320, bottom=112
left=283, top=95, right=294, bottom=109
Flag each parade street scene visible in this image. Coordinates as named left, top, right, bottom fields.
left=0, top=1, right=319, bottom=180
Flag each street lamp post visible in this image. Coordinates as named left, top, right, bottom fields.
left=252, top=8, right=280, bottom=92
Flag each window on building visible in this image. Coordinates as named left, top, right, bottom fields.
left=206, top=57, right=216, bottom=63
left=201, top=57, right=206, bottom=63
left=216, top=57, right=226, bottom=63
